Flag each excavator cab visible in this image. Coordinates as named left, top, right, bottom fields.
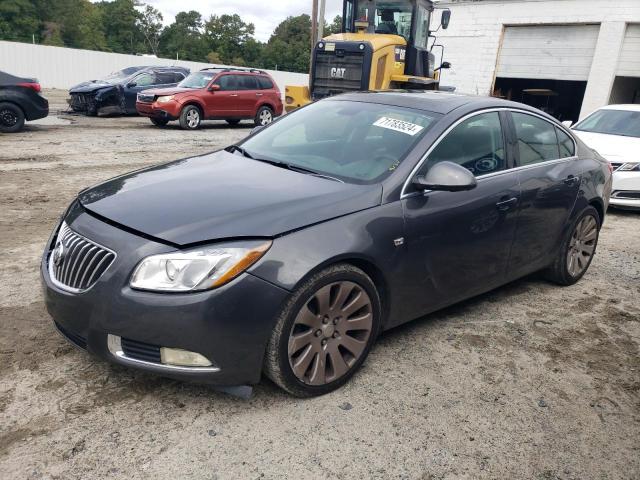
left=285, top=0, right=451, bottom=111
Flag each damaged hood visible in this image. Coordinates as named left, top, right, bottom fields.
left=69, top=81, right=119, bottom=94
left=78, top=150, right=382, bottom=246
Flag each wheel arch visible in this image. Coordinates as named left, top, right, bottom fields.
left=588, top=198, right=605, bottom=227
left=289, top=254, right=391, bottom=329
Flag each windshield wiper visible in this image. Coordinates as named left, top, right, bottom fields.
left=284, top=164, right=344, bottom=183
left=226, top=145, right=254, bottom=159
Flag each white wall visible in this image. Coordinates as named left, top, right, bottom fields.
left=433, top=0, right=640, bottom=117
left=0, top=41, right=308, bottom=94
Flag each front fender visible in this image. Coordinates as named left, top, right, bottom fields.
left=248, top=202, right=416, bottom=328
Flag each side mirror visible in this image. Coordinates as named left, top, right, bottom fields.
left=250, top=125, right=264, bottom=136
left=208, top=84, right=221, bottom=92
left=441, top=10, right=451, bottom=30
left=127, top=82, right=137, bottom=88
left=562, top=120, right=574, bottom=128
left=412, top=161, right=477, bottom=192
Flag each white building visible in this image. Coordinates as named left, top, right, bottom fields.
left=433, top=0, right=640, bottom=121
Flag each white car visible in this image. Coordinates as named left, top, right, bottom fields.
left=571, top=104, right=640, bottom=210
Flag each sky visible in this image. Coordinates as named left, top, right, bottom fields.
left=140, top=0, right=344, bottom=42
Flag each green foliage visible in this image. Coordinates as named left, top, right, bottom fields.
left=159, top=11, right=208, bottom=61
left=326, top=15, right=343, bottom=36
left=262, top=15, right=312, bottom=73
left=0, top=1, right=328, bottom=73
left=204, top=14, right=256, bottom=65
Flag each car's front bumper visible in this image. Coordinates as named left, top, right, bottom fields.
left=41, top=206, right=289, bottom=386
left=136, top=101, right=180, bottom=120
left=610, top=171, right=640, bottom=210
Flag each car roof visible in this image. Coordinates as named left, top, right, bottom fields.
left=598, top=104, right=640, bottom=112
left=330, top=90, right=545, bottom=116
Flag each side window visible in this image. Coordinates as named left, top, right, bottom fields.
left=217, top=75, right=237, bottom=91
left=556, top=127, right=575, bottom=158
left=421, top=112, right=505, bottom=177
left=133, top=73, right=156, bottom=87
left=174, top=72, right=186, bottom=83
left=156, top=72, right=175, bottom=84
left=512, top=112, right=560, bottom=166
left=258, top=76, right=274, bottom=90
left=238, top=75, right=258, bottom=90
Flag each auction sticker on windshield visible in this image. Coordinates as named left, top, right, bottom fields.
left=373, top=117, right=424, bottom=136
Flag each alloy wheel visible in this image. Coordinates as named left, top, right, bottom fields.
left=567, top=215, right=598, bottom=277
left=288, top=281, right=373, bottom=386
left=0, top=109, right=18, bottom=127
left=259, top=109, right=273, bottom=125
left=186, top=109, right=200, bottom=128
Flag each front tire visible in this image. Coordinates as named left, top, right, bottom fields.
left=264, top=264, right=381, bottom=397
left=545, top=206, right=601, bottom=286
left=0, top=102, right=26, bottom=133
left=254, top=106, right=274, bottom=127
left=179, top=105, right=201, bottom=130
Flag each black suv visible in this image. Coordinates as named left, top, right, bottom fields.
left=0, top=71, right=49, bottom=133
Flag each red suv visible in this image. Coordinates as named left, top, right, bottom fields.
left=136, top=68, right=283, bottom=130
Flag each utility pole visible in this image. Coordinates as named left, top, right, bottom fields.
left=310, top=0, right=318, bottom=90
left=318, top=0, right=326, bottom=40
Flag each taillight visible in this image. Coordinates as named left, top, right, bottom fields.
left=17, top=82, right=41, bottom=93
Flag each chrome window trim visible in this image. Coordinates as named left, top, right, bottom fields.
left=400, top=107, right=579, bottom=199
left=107, top=335, right=221, bottom=374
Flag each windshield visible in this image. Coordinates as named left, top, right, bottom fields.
left=357, top=0, right=414, bottom=39
left=179, top=71, right=218, bottom=89
left=574, top=109, right=640, bottom=138
left=103, top=67, right=144, bottom=84
left=240, top=100, right=440, bottom=184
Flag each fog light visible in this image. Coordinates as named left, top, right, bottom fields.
left=160, top=347, right=212, bottom=367
left=286, top=96, right=294, bottom=104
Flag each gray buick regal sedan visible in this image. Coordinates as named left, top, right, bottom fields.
left=42, top=91, right=612, bottom=397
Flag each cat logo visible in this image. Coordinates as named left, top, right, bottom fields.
left=330, top=67, right=347, bottom=79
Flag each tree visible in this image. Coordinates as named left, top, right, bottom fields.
left=326, top=15, right=343, bottom=35
left=159, top=10, right=208, bottom=61
left=0, top=0, right=40, bottom=43
left=204, top=14, right=255, bottom=65
left=95, top=0, right=144, bottom=54
left=137, top=4, right=163, bottom=55
left=262, top=15, right=312, bottom=73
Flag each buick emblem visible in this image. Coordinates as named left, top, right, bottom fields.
left=53, top=242, right=66, bottom=267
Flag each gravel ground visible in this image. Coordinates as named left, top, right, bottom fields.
left=0, top=89, right=639, bottom=480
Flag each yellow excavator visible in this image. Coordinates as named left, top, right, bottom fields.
left=285, top=0, right=452, bottom=112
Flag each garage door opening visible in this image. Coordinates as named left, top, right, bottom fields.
left=609, top=76, right=640, bottom=104
left=492, top=77, right=587, bottom=122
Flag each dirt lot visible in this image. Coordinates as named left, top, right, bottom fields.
left=0, top=89, right=639, bottom=479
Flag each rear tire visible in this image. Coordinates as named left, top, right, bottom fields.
left=264, top=264, right=381, bottom=397
left=0, top=102, right=26, bottom=133
left=179, top=105, right=201, bottom=130
left=544, top=206, right=601, bottom=286
left=254, top=106, right=274, bottom=127
left=150, top=118, right=169, bottom=127
left=226, top=119, right=241, bottom=126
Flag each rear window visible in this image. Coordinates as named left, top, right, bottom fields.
left=257, top=76, right=274, bottom=90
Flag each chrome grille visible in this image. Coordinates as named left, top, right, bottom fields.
left=48, top=222, right=116, bottom=292
left=137, top=93, right=154, bottom=103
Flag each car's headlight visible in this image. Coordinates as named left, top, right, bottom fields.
left=156, top=95, right=175, bottom=103
left=618, top=163, right=640, bottom=172
left=130, top=240, right=271, bottom=292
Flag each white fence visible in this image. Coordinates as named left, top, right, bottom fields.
left=0, top=41, right=308, bottom=92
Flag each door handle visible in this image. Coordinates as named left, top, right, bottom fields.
left=496, top=197, right=518, bottom=211
left=256, top=93, right=263, bottom=96
left=564, top=175, right=580, bottom=186
left=230, top=94, right=238, bottom=97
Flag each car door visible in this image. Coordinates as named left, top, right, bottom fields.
left=506, top=111, right=581, bottom=277
left=237, top=75, right=260, bottom=116
left=124, top=72, right=158, bottom=113
left=401, top=111, right=521, bottom=314
left=207, top=74, right=240, bottom=118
